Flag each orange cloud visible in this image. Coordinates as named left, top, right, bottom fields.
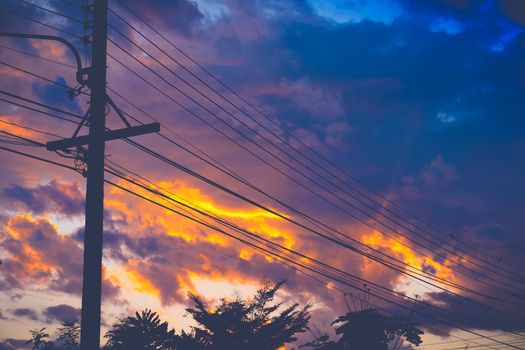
left=3, top=214, right=65, bottom=285
left=1, top=213, right=119, bottom=298
left=0, top=115, right=37, bottom=139
left=106, top=179, right=296, bottom=250
left=360, top=230, right=457, bottom=284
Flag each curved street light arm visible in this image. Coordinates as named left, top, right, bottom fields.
left=0, top=31, right=86, bottom=85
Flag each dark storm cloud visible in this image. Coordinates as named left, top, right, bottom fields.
left=418, top=291, right=525, bottom=332
left=10, top=308, right=38, bottom=321
left=499, top=0, right=525, bottom=26
left=3, top=180, right=84, bottom=217
left=43, top=304, right=80, bottom=324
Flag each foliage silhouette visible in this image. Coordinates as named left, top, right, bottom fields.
left=302, top=308, right=423, bottom=350
left=21, top=281, right=426, bottom=350
left=103, top=309, right=177, bottom=350
left=176, top=280, right=311, bottom=350
left=26, top=328, right=57, bottom=350
left=56, top=321, right=80, bottom=350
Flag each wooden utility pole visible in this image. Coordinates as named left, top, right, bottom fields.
left=45, top=1, right=159, bottom=348
left=78, top=0, right=108, bottom=349
left=2, top=3, right=160, bottom=350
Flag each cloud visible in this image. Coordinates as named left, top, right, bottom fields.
left=436, top=112, right=456, bottom=123
left=10, top=308, right=38, bottom=321
left=402, top=154, right=459, bottom=196
left=1, top=0, right=525, bottom=343
left=280, top=77, right=345, bottom=120
left=499, top=0, right=525, bottom=26
left=0, top=214, right=119, bottom=300
left=125, top=0, right=204, bottom=37
left=3, top=180, right=84, bottom=217
left=308, top=0, right=403, bottom=25
left=420, top=291, right=525, bottom=332
left=43, top=304, right=80, bottom=324
left=324, top=121, right=353, bottom=149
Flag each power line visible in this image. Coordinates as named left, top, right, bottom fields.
left=105, top=39, right=525, bottom=295
left=0, top=5, right=82, bottom=39
left=5, top=4, right=524, bottom=348
left=2, top=50, right=520, bottom=340
left=1, top=133, right=518, bottom=349
left=0, top=118, right=65, bottom=138
left=110, top=15, right=525, bottom=288
left=5, top=62, right=525, bottom=333
left=0, top=43, right=76, bottom=68
left=109, top=86, right=525, bottom=312
left=103, top=176, right=525, bottom=349
left=15, top=0, right=83, bottom=24
left=0, top=89, right=83, bottom=120
left=112, top=0, right=525, bottom=280
left=0, top=59, right=85, bottom=95
left=103, top=14, right=525, bottom=289
left=0, top=97, right=79, bottom=124
left=0, top=144, right=76, bottom=171
left=422, top=332, right=524, bottom=348
left=104, top=156, right=525, bottom=335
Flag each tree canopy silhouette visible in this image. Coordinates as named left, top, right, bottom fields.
left=176, top=280, right=311, bottom=350
left=302, top=308, right=423, bottom=350
left=21, top=281, right=426, bottom=350
left=103, top=309, right=177, bottom=350
left=56, top=321, right=80, bottom=350
left=26, top=328, right=56, bottom=350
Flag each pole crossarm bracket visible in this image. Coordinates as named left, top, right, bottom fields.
left=46, top=122, right=160, bottom=151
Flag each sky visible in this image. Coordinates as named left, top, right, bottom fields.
left=0, top=0, right=524, bottom=349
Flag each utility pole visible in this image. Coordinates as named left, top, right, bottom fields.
left=2, top=2, right=160, bottom=348
left=78, top=0, right=108, bottom=349
left=45, top=1, right=159, bottom=349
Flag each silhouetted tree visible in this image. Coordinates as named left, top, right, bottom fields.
left=56, top=321, right=80, bottom=350
left=176, top=280, right=311, bottom=350
left=302, top=308, right=423, bottom=350
left=26, top=328, right=57, bottom=350
left=103, top=309, right=177, bottom=350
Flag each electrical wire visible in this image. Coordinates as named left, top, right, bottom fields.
left=112, top=0, right=525, bottom=278
left=0, top=5, right=82, bottom=39
left=3, top=80, right=525, bottom=329
left=2, top=44, right=520, bottom=342
left=15, top=0, right=83, bottom=24
left=0, top=43, right=76, bottom=68
left=105, top=40, right=525, bottom=295
left=106, top=15, right=525, bottom=289
left=1, top=128, right=516, bottom=348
